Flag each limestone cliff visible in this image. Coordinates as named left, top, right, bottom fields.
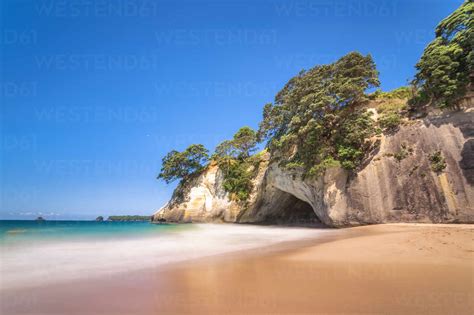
left=153, top=106, right=474, bottom=227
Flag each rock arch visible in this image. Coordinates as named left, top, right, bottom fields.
left=247, top=188, right=322, bottom=225
left=237, top=163, right=339, bottom=226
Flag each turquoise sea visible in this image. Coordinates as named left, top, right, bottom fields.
left=0, top=220, right=187, bottom=244
left=0, top=221, right=327, bottom=291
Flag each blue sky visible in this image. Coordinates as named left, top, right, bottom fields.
left=0, top=0, right=463, bottom=219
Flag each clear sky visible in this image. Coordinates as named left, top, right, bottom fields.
left=0, top=0, right=463, bottom=219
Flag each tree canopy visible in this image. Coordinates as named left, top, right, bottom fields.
left=232, top=127, right=258, bottom=158
left=214, top=126, right=257, bottom=160
left=213, top=127, right=259, bottom=202
left=258, top=52, right=379, bottom=174
left=157, top=144, right=209, bottom=183
left=411, top=0, right=473, bottom=108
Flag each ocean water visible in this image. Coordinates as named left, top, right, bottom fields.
left=0, top=220, right=186, bottom=244
left=0, top=220, right=330, bottom=291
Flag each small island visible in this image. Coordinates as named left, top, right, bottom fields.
left=106, top=215, right=151, bottom=222
left=35, top=216, right=45, bottom=221
left=95, top=216, right=104, bottom=222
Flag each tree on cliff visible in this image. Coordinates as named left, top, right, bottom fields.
left=232, top=127, right=258, bottom=158
left=214, top=126, right=257, bottom=160
left=157, top=144, right=209, bottom=183
left=258, top=51, right=379, bottom=174
left=410, top=0, right=473, bottom=108
left=212, top=127, right=258, bottom=202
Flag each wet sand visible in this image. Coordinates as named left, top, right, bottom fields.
left=2, top=224, right=473, bottom=315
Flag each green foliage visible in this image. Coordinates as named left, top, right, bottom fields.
left=156, top=2, right=472, bottom=206
left=370, top=86, right=411, bottom=100
left=393, top=143, right=413, bottom=162
left=232, top=126, right=258, bottom=158
left=334, top=110, right=375, bottom=170
left=337, top=146, right=363, bottom=170
left=377, top=101, right=407, bottom=114
left=257, top=52, right=379, bottom=142
left=377, top=98, right=407, bottom=131
left=214, top=140, right=237, bottom=162
left=157, top=144, right=209, bottom=183
left=213, top=127, right=259, bottom=202
left=394, top=149, right=408, bottom=162
left=214, top=127, right=257, bottom=160
left=393, top=151, right=408, bottom=162
left=283, top=161, right=305, bottom=171
left=221, top=160, right=255, bottom=202
left=157, top=127, right=258, bottom=202
left=410, top=1, right=473, bottom=108
left=258, top=52, right=379, bottom=174
left=429, top=151, right=447, bottom=172
left=378, top=112, right=402, bottom=130
left=308, top=157, right=341, bottom=176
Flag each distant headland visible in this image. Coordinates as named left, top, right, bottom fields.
left=104, top=215, right=151, bottom=222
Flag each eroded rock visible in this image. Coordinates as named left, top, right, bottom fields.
left=153, top=108, right=474, bottom=227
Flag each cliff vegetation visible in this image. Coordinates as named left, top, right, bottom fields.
left=156, top=1, right=473, bottom=206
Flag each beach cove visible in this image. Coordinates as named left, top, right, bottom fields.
left=1, top=223, right=472, bottom=314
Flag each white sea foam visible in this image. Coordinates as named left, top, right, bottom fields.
left=0, top=224, right=329, bottom=290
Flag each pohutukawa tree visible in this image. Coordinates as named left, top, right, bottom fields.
left=213, top=126, right=258, bottom=202
left=213, top=127, right=257, bottom=161
left=410, top=0, right=473, bottom=108
left=258, top=51, right=380, bottom=174
left=157, top=144, right=209, bottom=183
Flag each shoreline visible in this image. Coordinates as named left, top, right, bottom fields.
left=0, top=223, right=332, bottom=291
left=2, top=223, right=473, bottom=314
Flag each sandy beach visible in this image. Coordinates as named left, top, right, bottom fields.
left=1, top=223, right=473, bottom=315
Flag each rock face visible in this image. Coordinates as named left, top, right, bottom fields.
left=153, top=107, right=474, bottom=227
left=154, top=163, right=236, bottom=223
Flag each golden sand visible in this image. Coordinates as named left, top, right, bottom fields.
left=2, top=224, right=473, bottom=315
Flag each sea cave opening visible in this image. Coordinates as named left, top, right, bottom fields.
left=259, top=189, right=325, bottom=227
